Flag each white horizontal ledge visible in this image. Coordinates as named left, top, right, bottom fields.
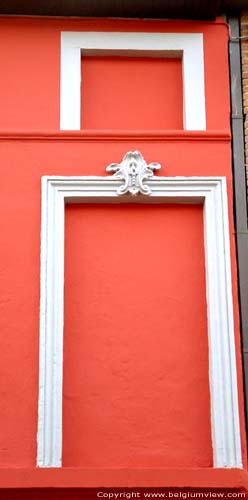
left=44, top=176, right=222, bottom=193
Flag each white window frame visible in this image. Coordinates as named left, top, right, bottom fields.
left=60, top=32, right=206, bottom=131
left=37, top=172, right=242, bottom=470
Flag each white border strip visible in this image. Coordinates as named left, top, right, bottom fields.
left=60, top=32, right=206, bottom=131
left=37, top=175, right=242, bottom=469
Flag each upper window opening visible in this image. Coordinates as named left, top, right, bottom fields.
left=81, top=56, right=183, bottom=130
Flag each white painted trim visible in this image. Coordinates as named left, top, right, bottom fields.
left=60, top=32, right=206, bottom=131
left=37, top=174, right=242, bottom=469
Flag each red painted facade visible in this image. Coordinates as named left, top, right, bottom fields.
left=0, top=14, right=247, bottom=497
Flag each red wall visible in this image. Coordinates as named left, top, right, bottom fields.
left=0, top=13, right=246, bottom=493
left=64, top=204, right=211, bottom=468
left=81, top=57, right=183, bottom=129
left=0, top=17, right=230, bottom=130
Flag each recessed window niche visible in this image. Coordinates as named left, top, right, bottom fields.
left=81, top=56, right=183, bottom=130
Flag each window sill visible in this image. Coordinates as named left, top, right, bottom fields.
left=0, top=130, right=231, bottom=143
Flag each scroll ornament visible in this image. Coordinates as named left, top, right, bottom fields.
left=106, top=151, right=161, bottom=195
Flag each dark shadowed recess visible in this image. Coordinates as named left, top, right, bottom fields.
left=1, top=0, right=248, bottom=19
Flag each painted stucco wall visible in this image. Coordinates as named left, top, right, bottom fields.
left=0, top=15, right=247, bottom=494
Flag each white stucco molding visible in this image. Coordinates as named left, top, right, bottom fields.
left=37, top=160, right=241, bottom=469
left=106, top=150, right=161, bottom=195
left=60, top=32, right=206, bottom=131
